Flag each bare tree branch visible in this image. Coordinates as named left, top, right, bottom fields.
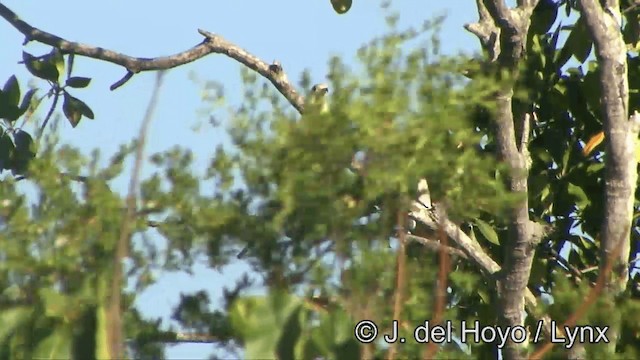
left=406, top=234, right=468, bottom=259
left=464, top=0, right=501, bottom=61
left=410, top=200, right=574, bottom=345
left=0, top=3, right=306, bottom=112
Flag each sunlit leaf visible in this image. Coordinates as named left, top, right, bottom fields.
left=474, top=219, right=500, bottom=245
left=22, top=51, right=59, bottom=82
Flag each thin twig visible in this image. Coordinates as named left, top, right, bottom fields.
left=39, top=89, right=60, bottom=136
left=107, top=71, right=166, bottom=359
left=14, top=171, right=90, bottom=183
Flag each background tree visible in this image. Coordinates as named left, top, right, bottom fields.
left=1, top=1, right=640, bottom=359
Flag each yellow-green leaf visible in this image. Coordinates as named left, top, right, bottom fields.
left=474, top=218, right=500, bottom=245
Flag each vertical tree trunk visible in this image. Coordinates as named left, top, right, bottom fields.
left=466, top=1, right=540, bottom=358
left=579, top=0, right=639, bottom=352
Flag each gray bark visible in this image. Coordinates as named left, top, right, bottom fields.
left=579, top=0, right=639, bottom=353
left=466, top=1, right=539, bottom=359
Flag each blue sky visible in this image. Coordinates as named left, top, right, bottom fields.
left=0, top=1, right=481, bottom=358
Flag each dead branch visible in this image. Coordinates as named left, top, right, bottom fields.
left=405, top=234, right=468, bottom=259
left=0, top=4, right=306, bottom=112
left=410, top=197, right=565, bottom=356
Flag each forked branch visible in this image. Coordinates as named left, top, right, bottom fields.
left=0, top=3, right=306, bottom=112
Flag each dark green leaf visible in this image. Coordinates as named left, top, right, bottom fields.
left=32, top=325, right=73, bottom=360
left=330, top=0, right=352, bottom=14
left=0, top=96, right=21, bottom=122
left=550, top=21, right=562, bottom=50
left=3, top=75, right=20, bottom=107
left=564, top=17, right=593, bottom=63
left=17, top=88, right=38, bottom=118
left=11, top=129, right=35, bottom=175
left=0, top=78, right=22, bottom=122
left=22, top=51, right=60, bottom=82
left=65, top=77, right=91, bottom=89
left=76, top=97, right=95, bottom=119
left=13, top=130, right=35, bottom=158
left=0, top=130, right=15, bottom=170
left=62, top=93, right=94, bottom=127
left=276, top=307, right=301, bottom=360
left=62, top=93, right=81, bottom=127
left=552, top=25, right=575, bottom=73
left=531, top=0, right=558, bottom=35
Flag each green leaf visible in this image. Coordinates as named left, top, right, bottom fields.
left=3, top=75, right=20, bottom=107
left=62, top=93, right=81, bottom=127
left=0, top=78, right=22, bottom=122
left=307, top=306, right=359, bottom=359
left=65, top=76, right=91, bottom=89
left=31, top=325, right=73, bottom=360
left=62, top=93, right=94, bottom=127
left=230, top=293, right=303, bottom=359
left=564, top=17, right=593, bottom=63
left=276, top=306, right=302, bottom=360
left=17, top=88, right=38, bottom=118
left=22, top=51, right=59, bottom=82
left=13, top=130, right=35, bottom=156
left=11, top=130, right=36, bottom=175
left=530, top=0, right=558, bottom=35
left=474, top=218, right=500, bottom=245
left=0, top=130, right=15, bottom=170
left=330, top=0, right=352, bottom=14
left=39, top=288, right=72, bottom=319
left=567, top=182, right=590, bottom=209
left=586, top=162, right=604, bottom=175
left=0, top=307, right=31, bottom=342
left=50, top=48, right=65, bottom=81
left=477, top=287, right=490, bottom=304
